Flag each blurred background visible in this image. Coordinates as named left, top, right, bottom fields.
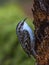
left=0, top=0, right=35, bottom=65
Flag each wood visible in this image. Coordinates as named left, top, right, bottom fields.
left=32, top=0, right=49, bottom=65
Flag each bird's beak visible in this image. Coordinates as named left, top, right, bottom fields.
left=21, top=18, right=27, bottom=25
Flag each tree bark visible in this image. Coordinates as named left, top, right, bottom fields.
left=32, top=0, right=49, bottom=65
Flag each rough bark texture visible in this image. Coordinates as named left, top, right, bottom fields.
left=32, top=0, right=49, bottom=65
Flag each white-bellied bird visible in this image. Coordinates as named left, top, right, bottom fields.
left=16, top=18, right=37, bottom=58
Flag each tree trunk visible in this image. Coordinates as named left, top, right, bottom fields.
left=32, top=0, right=49, bottom=65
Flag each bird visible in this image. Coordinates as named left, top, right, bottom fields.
left=16, top=18, right=37, bottom=58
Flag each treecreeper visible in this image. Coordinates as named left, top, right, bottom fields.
left=16, top=0, right=49, bottom=65
left=32, top=0, right=49, bottom=65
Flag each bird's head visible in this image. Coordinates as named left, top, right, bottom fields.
left=16, top=18, right=27, bottom=33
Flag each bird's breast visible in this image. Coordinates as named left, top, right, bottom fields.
left=22, top=22, right=35, bottom=47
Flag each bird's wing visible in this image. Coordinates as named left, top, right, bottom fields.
left=20, top=30, right=31, bottom=56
